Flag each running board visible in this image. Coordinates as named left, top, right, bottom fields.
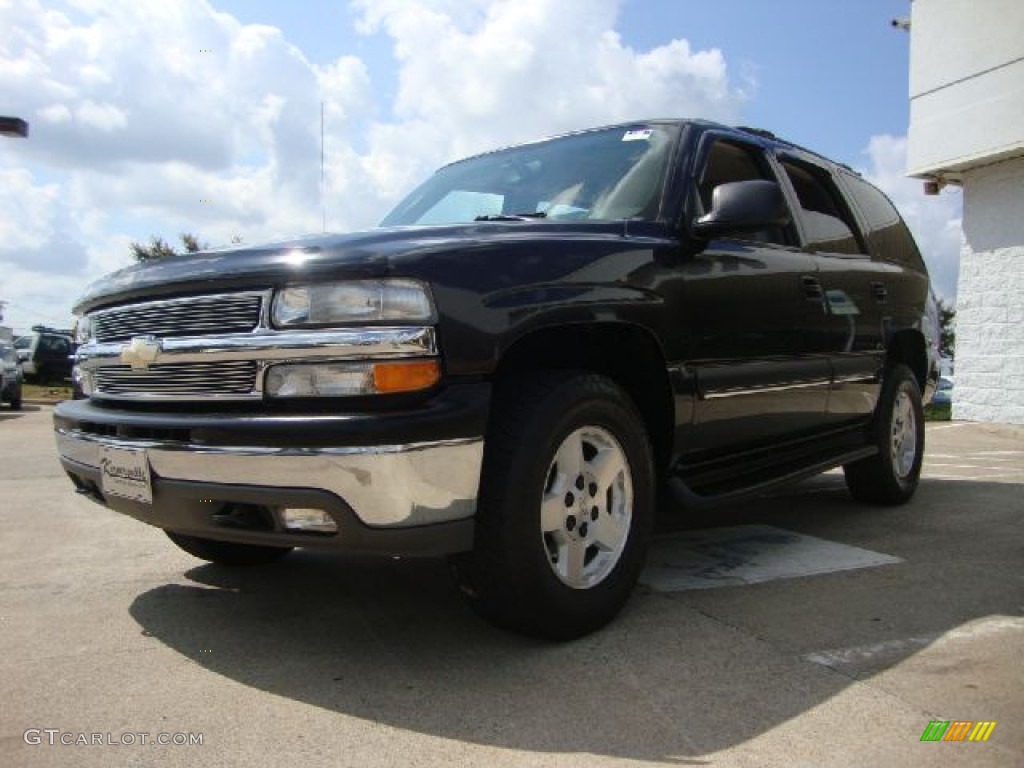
left=668, top=445, right=878, bottom=511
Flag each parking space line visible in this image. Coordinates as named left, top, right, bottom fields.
left=642, top=525, right=901, bottom=592
left=804, top=617, right=1024, bottom=670
left=803, top=635, right=937, bottom=669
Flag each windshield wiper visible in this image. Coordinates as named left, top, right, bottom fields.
left=474, top=211, right=547, bottom=222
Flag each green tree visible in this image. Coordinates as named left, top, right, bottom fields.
left=130, top=233, right=207, bottom=262
left=937, top=297, right=956, bottom=361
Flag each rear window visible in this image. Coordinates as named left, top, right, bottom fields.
left=841, top=174, right=924, bottom=268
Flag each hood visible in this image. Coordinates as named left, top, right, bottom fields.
left=74, top=221, right=629, bottom=314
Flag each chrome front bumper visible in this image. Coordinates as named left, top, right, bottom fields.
left=56, top=428, right=483, bottom=528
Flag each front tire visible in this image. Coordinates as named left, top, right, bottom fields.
left=452, top=372, right=654, bottom=640
left=165, top=531, right=293, bottom=566
left=844, top=363, right=925, bottom=505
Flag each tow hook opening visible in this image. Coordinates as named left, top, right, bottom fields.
left=68, top=471, right=105, bottom=504
left=210, top=503, right=275, bottom=532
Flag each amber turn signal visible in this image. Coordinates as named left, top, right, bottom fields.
left=372, top=360, right=441, bottom=394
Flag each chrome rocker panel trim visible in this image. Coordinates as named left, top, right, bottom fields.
left=56, top=428, right=482, bottom=528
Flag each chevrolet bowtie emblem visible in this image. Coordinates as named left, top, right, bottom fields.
left=120, top=336, right=162, bottom=370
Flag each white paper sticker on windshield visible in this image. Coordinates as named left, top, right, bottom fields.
left=622, top=128, right=653, bottom=142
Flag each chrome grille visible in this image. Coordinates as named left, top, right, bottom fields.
left=93, top=292, right=264, bottom=342
left=94, top=361, right=259, bottom=398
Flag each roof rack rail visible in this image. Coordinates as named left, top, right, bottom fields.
left=736, top=126, right=777, bottom=140
left=735, top=125, right=863, bottom=177
left=31, top=325, right=74, bottom=336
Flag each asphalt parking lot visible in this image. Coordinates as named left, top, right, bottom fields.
left=1, top=405, right=1021, bottom=767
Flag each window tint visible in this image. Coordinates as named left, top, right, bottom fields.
left=780, top=159, right=863, bottom=255
left=697, top=139, right=790, bottom=246
left=39, top=335, right=69, bottom=354
left=381, top=124, right=678, bottom=226
left=842, top=174, right=925, bottom=268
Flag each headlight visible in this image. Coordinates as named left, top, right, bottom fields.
left=74, top=316, right=92, bottom=344
left=272, top=279, right=434, bottom=328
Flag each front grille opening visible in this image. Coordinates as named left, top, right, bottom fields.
left=75, top=423, right=192, bottom=443
left=93, top=292, right=264, bottom=342
left=116, top=425, right=192, bottom=442
left=94, top=360, right=258, bottom=398
left=78, top=421, right=117, bottom=438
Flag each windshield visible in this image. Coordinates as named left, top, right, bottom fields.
left=380, top=124, right=679, bottom=227
left=13, top=336, right=31, bottom=349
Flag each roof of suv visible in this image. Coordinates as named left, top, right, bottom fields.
left=440, top=119, right=858, bottom=177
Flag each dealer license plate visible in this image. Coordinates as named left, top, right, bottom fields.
left=99, top=446, right=153, bottom=504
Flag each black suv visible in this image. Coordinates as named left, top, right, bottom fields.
left=15, top=326, right=75, bottom=384
left=54, top=120, right=938, bottom=639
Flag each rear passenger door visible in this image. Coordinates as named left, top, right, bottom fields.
left=680, top=136, right=832, bottom=456
left=775, top=155, right=887, bottom=422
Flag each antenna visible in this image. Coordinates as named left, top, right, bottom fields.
left=320, top=101, right=326, bottom=232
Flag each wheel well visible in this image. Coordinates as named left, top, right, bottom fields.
left=493, top=324, right=674, bottom=475
left=887, top=330, right=927, bottom=389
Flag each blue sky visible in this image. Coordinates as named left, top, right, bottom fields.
left=0, top=0, right=961, bottom=334
left=617, top=1, right=915, bottom=165
left=213, top=0, right=914, bottom=166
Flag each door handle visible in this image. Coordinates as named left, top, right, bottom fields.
left=871, top=281, right=888, bottom=302
left=801, top=275, right=824, bottom=301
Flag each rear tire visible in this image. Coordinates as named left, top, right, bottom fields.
left=451, top=372, right=654, bottom=640
left=844, top=364, right=924, bottom=505
left=165, top=531, right=293, bottom=566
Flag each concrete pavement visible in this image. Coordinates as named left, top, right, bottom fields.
left=1, top=405, right=1021, bottom=767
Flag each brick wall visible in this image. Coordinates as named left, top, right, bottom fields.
left=953, top=155, right=1024, bottom=424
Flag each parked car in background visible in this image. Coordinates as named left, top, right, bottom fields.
left=1, top=342, right=23, bottom=410
left=931, top=375, right=954, bottom=406
left=15, top=326, right=75, bottom=384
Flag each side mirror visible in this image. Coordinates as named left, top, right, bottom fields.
left=692, top=179, right=790, bottom=239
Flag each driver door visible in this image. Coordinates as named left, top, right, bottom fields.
left=680, top=136, right=831, bottom=456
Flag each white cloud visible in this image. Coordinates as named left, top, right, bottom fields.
left=0, top=0, right=746, bottom=332
left=0, top=168, right=60, bottom=251
left=75, top=100, right=127, bottom=131
left=352, top=0, right=744, bottom=194
left=37, top=103, right=73, bottom=124
left=859, top=134, right=963, bottom=301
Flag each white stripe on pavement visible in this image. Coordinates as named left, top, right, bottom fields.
left=641, top=525, right=901, bottom=592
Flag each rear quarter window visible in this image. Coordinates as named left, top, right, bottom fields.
left=841, top=174, right=925, bottom=270
left=778, top=158, right=863, bottom=255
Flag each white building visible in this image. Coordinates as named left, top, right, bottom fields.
left=906, top=0, right=1024, bottom=425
